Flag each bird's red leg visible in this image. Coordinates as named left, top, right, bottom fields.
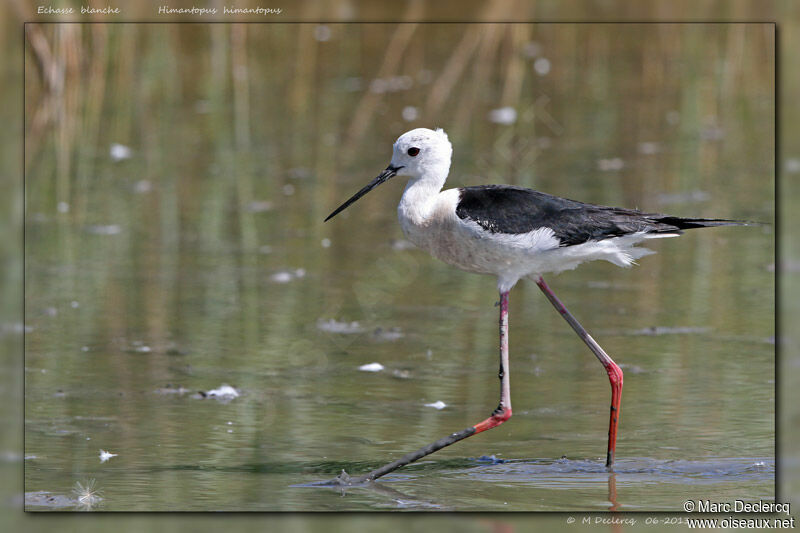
left=535, top=276, right=623, bottom=468
left=333, top=291, right=513, bottom=485
left=475, top=290, right=512, bottom=433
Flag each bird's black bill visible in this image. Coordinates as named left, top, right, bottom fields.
left=324, top=165, right=402, bottom=222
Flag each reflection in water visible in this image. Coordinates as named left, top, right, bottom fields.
left=480, top=520, right=515, bottom=533
left=289, top=456, right=773, bottom=510
left=608, top=472, right=618, bottom=511
left=24, top=22, right=773, bottom=511
left=337, top=480, right=444, bottom=510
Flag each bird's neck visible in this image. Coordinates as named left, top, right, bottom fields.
left=398, top=175, right=446, bottom=228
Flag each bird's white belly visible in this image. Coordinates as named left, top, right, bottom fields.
left=400, top=212, right=561, bottom=281
left=400, top=210, right=663, bottom=294
left=402, top=217, right=497, bottom=275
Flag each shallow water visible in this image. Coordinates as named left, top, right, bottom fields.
left=24, top=23, right=774, bottom=511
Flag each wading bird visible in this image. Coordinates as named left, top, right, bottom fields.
left=324, top=128, right=745, bottom=484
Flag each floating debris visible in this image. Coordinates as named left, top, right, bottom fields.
left=165, top=343, right=189, bottom=356
left=475, top=454, right=506, bottom=464
left=321, top=238, right=331, bottom=248
left=424, top=401, right=447, bottom=410
left=134, top=180, right=152, bottom=194
left=98, top=450, right=117, bottom=463
left=25, top=491, right=75, bottom=509
left=124, top=341, right=152, bottom=354
left=154, top=384, right=192, bottom=395
left=597, top=158, right=624, bottom=171
left=586, top=280, right=613, bottom=289
left=86, top=224, right=122, bottom=235
left=392, top=369, right=412, bottom=380
left=282, top=184, right=295, bottom=196
left=246, top=200, right=274, bottom=213
left=785, top=158, right=800, bottom=173
left=488, top=106, right=517, bottom=125
left=72, top=478, right=103, bottom=509
left=288, top=167, right=311, bottom=179
left=358, top=362, right=384, bottom=372
left=200, top=384, right=240, bottom=401
left=57, top=201, right=70, bottom=213
left=637, top=141, right=661, bottom=155
left=109, top=143, right=132, bottom=161
left=270, top=269, right=306, bottom=283
left=372, top=327, right=404, bottom=342
left=1, top=322, right=33, bottom=335
left=206, top=384, right=239, bottom=398
left=317, top=318, right=365, bottom=334
left=0, top=450, right=20, bottom=462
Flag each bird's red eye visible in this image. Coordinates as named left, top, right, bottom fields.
left=407, top=147, right=420, bottom=157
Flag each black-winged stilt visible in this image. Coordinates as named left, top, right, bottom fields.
left=325, top=127, right=747, bottom=484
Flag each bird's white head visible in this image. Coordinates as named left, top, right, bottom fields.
left=390, top=128, right=453, bottom=183
left=325, top=128, right=453, bottom=222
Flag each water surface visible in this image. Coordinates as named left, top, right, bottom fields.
left=24, top=22, right=774, bottom=511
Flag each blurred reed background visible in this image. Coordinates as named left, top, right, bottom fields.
left=22, top=20, right=774, bottom=248
left=0, top=0, right=795, bottom=526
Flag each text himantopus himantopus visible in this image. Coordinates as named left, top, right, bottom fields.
left=325, top=127, right=747, bottom=484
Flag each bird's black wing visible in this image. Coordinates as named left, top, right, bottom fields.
left=455, top=185, right=745, bottom=246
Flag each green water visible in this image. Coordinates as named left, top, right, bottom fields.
left=24, top=23, right=773, bottom=511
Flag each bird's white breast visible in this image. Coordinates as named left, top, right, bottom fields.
left=398, top=188, right=475, bottom=268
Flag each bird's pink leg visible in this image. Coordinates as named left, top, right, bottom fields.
left=332, top=291, right=513, bottom=485
left=535, top=276, right=623, bottom=468
left=474, top=290, right=513, bottom=433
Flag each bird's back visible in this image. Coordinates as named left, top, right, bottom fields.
left=455, top=185, right=745, bottom=246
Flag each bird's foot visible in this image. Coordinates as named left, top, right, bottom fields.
left=305, top=469, right=355, bottom=488
left=335, top=469, right=353, bottom=485
left=322, top=469, right=370, bottom=487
